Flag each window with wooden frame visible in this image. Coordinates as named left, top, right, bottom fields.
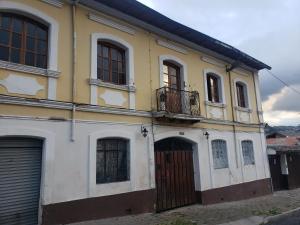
left=236, top=82, right=247, bottom=108
left=97, top=41, right=126, bottom=85
left=207, top=73, right=221, bottom=103
left=96, top=138, right=129, bottom=184
left=163, top=61, right=181, bottom=90
left=0, top=13, right=48, bottom=69
left=212, top=139, right=229, bottom=169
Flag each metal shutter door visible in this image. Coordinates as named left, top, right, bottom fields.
left=0, top=137, right=43, bottom=225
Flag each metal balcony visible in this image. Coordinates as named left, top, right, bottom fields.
left=153, top=87, right=202, bottom=123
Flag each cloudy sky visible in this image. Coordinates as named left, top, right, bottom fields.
left=137, top=0, right=300, bottom=126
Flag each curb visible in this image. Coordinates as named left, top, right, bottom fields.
left=263, top=207, right=300, bottom=224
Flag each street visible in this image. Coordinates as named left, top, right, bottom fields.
left=266, top=210, right=300, bottom=225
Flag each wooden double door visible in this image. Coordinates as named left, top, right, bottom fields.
left=154, top=138, right=196, bottom=212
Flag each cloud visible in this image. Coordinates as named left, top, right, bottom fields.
left=137, top=0, right=300, bottom=125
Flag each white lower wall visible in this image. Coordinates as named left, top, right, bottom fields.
left=0, top=117, right=270, bottom=205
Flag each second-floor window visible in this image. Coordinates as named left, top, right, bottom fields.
left=0, top=13, right=48, bottom=69
left=97, top=41, right=126, bottom=85
left=207, top=73, right=221, bottom=103
left=163, top=61, right=180, bottom=90
left=236, top=82, right=247, bottom=108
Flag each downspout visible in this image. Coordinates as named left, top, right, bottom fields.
left=227, top=66, right=244, bottom=182
left=71, top=0, right=78, bottom=142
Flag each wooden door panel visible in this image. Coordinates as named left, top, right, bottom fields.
left=155, top=150, right=196, bottom=212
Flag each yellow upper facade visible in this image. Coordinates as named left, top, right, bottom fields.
left=0, top=0, right=267, bottom=130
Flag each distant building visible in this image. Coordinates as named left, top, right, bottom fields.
left=267, top=136, right=300, bottom=191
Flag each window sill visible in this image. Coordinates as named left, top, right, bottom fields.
left=0, top=60, right=60, bottom=78
left=205, top=101, right=226, bottom=108
left=89, top=78, right=136, bottom=92
left=234, top=106, right=252, bottom=113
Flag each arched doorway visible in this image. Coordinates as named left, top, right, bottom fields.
left=154, top=137, right=196, bottom=211
left=0, top=137, right=43, bottom=225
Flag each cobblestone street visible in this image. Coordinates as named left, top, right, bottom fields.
left=70, top=188, right=300, bottom=225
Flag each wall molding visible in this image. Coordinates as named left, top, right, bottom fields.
left=88, top=13, right=135, bottom=35
left=0, top=1, right=60, bottom=101
left=90, top=33, right=135, bottom=109
left=0, top=95, right=264, bottom=128
left=159, top=55, right=188, bottom=90
left=89, top=79, right=136, bottom=92
left=0, top=60, right=60, bottom=78
left=156, top=39, right=188, bottom=54
left=40, top=0, right=63, bottom=8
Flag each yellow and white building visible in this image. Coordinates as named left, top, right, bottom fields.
left=0, top=0, right=272, bottom=224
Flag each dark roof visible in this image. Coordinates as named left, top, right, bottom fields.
left=86, top=0, right=271, bottom=70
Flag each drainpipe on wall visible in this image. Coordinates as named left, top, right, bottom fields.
left=70, top=0, right=79, bottom=142
left=227, top=66, right=244, bottom=182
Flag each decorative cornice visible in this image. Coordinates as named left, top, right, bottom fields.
left=156, top=39, right=188, bottom=54
left=89, top=78, right=136, bottom=92
left=0, top=60, right=60, bottom=78
left=201, top=56, right=226, bottom=68
left=40, top=0, right=63, bottom=8
left=88, top=13, right=135, bottom=35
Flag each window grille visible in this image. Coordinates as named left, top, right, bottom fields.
left=242, top=140, right=255, bottom=165
left=96, top=138, right=129, bottom=184
left=212, top=139, right=229, bottom=169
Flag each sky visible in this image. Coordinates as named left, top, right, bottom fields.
left=137, top=0, right=300, bottom=126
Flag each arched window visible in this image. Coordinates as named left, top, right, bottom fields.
left=96, top=138, right=129, bottom=184
left=236, top=81, right=248, bottom=108
left=211, top=139, right=228, bottom=169
left=207, top=73, right=221, bottom=103
left=241, top=140, right=255, bottom=165
left=163, top=61, right=180, bottom=90
left=97, top=41, right=126, bottom=85
left=0, top=13, right=48, bottom=68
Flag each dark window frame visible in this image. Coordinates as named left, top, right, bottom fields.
left=96, top=138, right=130, bottom=184
left=0, top=12, right=48, bottom=69
left=97, top=41, right=126, bottom=85
left=236, top=82, right=247, bottom=108
left=207, top=73, right=221, bottom=103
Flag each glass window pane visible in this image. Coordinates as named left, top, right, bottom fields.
left=111, top=49, right=118, bottom=60
left=103, top=70, right=109, bottom=81
left=26, top=37, right=35, bottom=51
left=12, top=18, right=22, bottom=33
left=102, top=46, right=108, bottom=57
left=10, top=48, right=20, bottom=63
left=96, top=151, right=105, bottom=183
left=119, top=73, right=125, bottom=85
left=97, top=44, right=102, bottom=56
left=163, top=65, right=168, bottom=73
left=0, top=46, right=9, bottom=61
left=36, top=26, right=47, bottom=40
left=112, top=60, right=118, bottom=72
left=26, top=22, right=36, bottom=37
left=117, top=52, right=123, bottom=61
left=1, top=16, right=11, bottom=29
left=112, top=72, right=118, bottom=84
left=36, top=54, right=46, bottom=68
left=103, top=59, right=109, bottom=70
left=37, top=40, right=47, bottom=54
left=12, top=33, right=22, bottom=48
left=97, top=57, right=102, bottom=69
left=97, top=68, right=103, bottom=80
left=25, top=52, right=35, bottom=66
left=0, top=30, right=10, bottom=45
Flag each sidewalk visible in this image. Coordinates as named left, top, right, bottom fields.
left=69, top=188, right=300, bottom=225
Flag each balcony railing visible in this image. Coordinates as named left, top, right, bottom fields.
left=156, top=87, right=201, bottom=118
